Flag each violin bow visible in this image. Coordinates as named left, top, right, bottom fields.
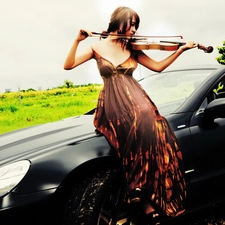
left=90, top=32, right=184, bottom=39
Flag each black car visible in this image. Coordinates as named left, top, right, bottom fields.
left=1, top=65, right=225, bottom=225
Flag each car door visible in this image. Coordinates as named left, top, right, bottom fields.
left=189, top=76, right=225, bottom=204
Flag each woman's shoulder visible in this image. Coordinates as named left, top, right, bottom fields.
left=90, top=40, right=104, bottom=58
left=91, top=39, right=106, bottom=50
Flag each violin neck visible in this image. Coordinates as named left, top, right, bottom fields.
left=160, top=40, right=185, bottom=46
left=160, top=40, right=213, bottom=53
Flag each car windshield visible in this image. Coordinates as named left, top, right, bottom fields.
left=139, top=69, right=214, bottom=116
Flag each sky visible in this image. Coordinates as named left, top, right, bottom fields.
left=0, top=0, right=224, bottom=92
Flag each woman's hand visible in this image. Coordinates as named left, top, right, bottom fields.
left=76, top=29, right=93, bottom=41
left=179, top=41, right=198, bottom=52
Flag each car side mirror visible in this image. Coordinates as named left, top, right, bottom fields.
left=203, top=98, right=225, bottom=122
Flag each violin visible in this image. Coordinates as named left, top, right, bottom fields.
left=131, top=39, right=214, bottom=53
left=88, top=32, right=213, bottom=53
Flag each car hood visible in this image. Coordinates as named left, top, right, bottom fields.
left=0, top=114, right=97, bottom=166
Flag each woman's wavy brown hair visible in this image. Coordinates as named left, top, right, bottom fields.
left=107, top=6, right=140, bottom=34
left=101, top=6, right=140, bottom=49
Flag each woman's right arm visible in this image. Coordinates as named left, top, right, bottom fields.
left=63, top=30, right=93, bottom=70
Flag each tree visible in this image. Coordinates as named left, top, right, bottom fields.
left=64, top=80, right=74, bottom=88
left=216, top=41, right=225, bottom=65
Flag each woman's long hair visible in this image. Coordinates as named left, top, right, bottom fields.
left=102, top=6, right=140, bottom=49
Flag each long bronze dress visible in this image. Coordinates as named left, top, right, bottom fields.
left=92, top=49, right=186, bottom=217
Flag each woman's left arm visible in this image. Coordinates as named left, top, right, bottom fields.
left=135, top=41, right=197, bottom=72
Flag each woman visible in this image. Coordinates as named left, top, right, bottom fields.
left=64, top=6, right=197, bottom=224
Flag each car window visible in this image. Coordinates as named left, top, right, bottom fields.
left=213, top=79, right=225, bottom=99
left=206, top=74, right=225, bottom=103
left=139, top=69, right=214, bottom=115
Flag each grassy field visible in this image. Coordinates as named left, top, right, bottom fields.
left=0, top=85, right=102, bottom=134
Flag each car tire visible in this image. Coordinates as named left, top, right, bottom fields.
left=63, top=169, right=130, bottom=225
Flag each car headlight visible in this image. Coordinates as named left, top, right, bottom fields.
left=0, top=160, right=30, bottom=197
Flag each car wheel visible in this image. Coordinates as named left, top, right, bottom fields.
left=63, top=169, right=130, bottom=225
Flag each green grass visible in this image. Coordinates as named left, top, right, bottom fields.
left=0, top=85, right=102, bottom=134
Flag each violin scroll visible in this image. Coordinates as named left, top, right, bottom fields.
left=197, top=44, right=213, bottom=53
